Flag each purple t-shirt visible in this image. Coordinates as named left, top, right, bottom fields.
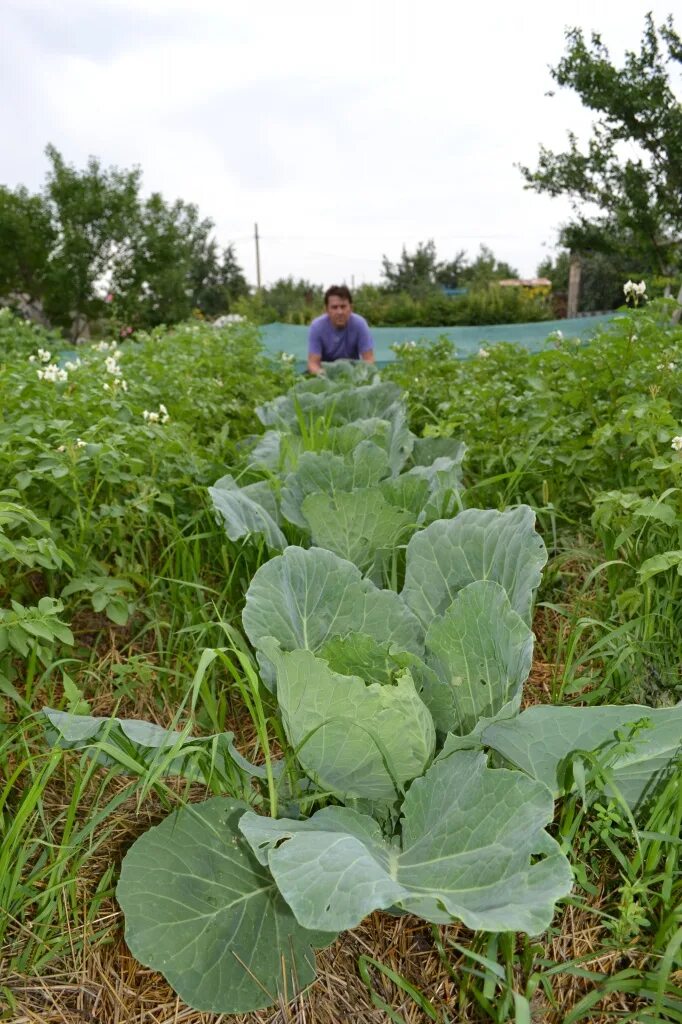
left=308, top=312, right=374, bottom=361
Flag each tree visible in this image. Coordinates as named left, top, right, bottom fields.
left=382, top=240, right=469, bottom=296
left=459, top=245, right=518, bottom=289
left=520, top=14, right=682, bottom=284
left=187, top=234, right=228, bottom=319
left=112, top=193, right=231, bottom=327
left=186, top=242, right=249, bottom=319
left=381, top=240, right=440, bottom=297
left=0, top=145, right=250, bottom=333
left=434, top=250, right=468, bottom=289
left=43, top=144, right=141, bottom=330
left=219, top=245, right=249, bottom=305
left=113, top=193, right=191, bottom=326
left=537, top=251, right=571, bottom=293
left=236, top=277, right=324, bottom=324
left=0, top=186, right=55, bottom=312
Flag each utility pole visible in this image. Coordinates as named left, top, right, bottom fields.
left=254, top=223, right=262, bottom=290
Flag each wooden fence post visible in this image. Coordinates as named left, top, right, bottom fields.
left=567, top=252, right=582, bottom=319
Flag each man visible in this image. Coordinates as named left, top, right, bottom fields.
left=307, top=285, right=375, bottom=374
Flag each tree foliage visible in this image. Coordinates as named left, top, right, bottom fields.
left=381, top=240, right=472, bottom=296
left=381, top=240, right=447, bottom=297
left=520, top=14, right=682, bottom=278
left=0, top=146, right=248, bottom=333
left=0, top=186, right=55, bottom=309
left=110, top=193, right=246, bottom=328
left=381, top=240, right=515, bottom=297
left=459, top=245, right=518, bottom=289
left=236, top=278, right=324, bottom=325
left=40, top=145, right=142, bottom=330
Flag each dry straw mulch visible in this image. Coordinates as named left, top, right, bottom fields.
left=7, top=913, right=454, bottom=1024
left=5, top=890, right=667, bottom=1024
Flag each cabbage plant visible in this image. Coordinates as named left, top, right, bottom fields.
left=98, top=506, right=680, bottom=1014
left=209, top=365, right=466, bottom=580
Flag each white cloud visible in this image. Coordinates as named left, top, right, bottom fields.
left=1, top=0, right=679, bottom=285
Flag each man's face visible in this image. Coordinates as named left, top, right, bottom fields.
left=326, top=295, right=352, bottom=328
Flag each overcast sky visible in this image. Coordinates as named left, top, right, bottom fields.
left=2, top=0, right=680, bottom=288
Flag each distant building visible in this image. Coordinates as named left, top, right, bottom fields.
left=497, top=278, right=552, bottom=297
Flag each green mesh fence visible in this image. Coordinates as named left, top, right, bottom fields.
left=260, top=313, right=622, bottom=368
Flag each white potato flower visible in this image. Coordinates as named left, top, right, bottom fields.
left=623, top=280, right=647, bottom=304
left=671, top=436, right=682, bottom=452
left=37, top=364, right=68, bottom=383
left=213, top=313, right=245, bottom=326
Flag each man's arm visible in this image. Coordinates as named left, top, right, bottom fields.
left=356, top=314, right=374, bottom=364
left=307, top=319, right=324, bottom=374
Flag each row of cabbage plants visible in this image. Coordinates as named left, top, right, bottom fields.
left=45, top=361, right=682, bottom=1015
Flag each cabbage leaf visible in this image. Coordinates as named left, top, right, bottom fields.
left=241, top=750, right=573, bottom=935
